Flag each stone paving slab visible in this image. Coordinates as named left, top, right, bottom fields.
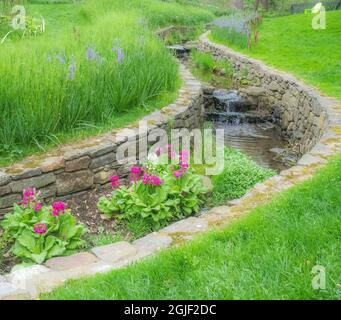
left=133, top=232, right=173, bottom=256
left=160, top=217, right=208, bottom=234
left=45, top=252, right=99, bottom=271
left=0, top=276, right=23, bottom=300
left=91, top=241, right=137, bottom=264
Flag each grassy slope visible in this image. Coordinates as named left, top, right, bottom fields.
left=44, top=154, right=341, bottom=300
left=0, top=1, right=214, bottom=166
left=210, top=11, right=341, bottom=99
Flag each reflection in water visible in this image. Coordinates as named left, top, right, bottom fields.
left=213, top=120, right=290, bottom=173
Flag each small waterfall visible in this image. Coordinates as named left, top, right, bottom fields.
left=204, top=89, right=292, bottom=172
left=212, top=89, right=247, bottom=112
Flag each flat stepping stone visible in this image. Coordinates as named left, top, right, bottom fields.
left=160, top=217, right=208, bottom=234
left=201, top=206, right=231, bottom=224
left=6, top=265, right=49, bottom=298
left=1, top=276, right=26, bottom=300
left=133, top=232, right=173, bottom=256
left=91, top=241, right=137, bottom=264
left=297, top=154, right=326, bottom=166
left=13, top=262, right=114, bottom=298
left=45, top=252, right=98, bottom=271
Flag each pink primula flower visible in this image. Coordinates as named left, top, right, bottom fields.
left=51, top=201, right=67, bottom=216
left=173, top=170, right=183, bottom=179
left=150, top=175, right=163, bottom=186
left=131, top=166, right=142, bottom=175
left=34, top=203, right=43, bottom=212
left=109, top=175, right=120, bottom=189
left=142, top=174, right=163, bottom=186
left=19, top=187, right=37, bottom=206
left=33, top=223, right=47, bottom=235
left=179, top=150, right=189, bottom=162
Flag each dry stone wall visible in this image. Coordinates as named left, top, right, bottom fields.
left=0, top=65, right=204, bottom=217
left=198, top=32, right=339, bottom=156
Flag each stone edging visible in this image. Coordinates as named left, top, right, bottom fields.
left=1, top=36, right=341, bottom=300
left=0, top=64, right=204, bottom=217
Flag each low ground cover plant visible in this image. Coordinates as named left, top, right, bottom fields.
left=210, top=147, right=275, bottom=206
left=98, top=147, right=207, bottom=227
left=1, top=188, right=87, bottom=264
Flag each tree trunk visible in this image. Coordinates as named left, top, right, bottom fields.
left=254, top=0, right=261, bottom=11
left=262, top=0, right=269, bottom=11
left=254, top=0, right=269, bottom=11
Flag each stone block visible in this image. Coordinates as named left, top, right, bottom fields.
left=45, top=252, right=98, bottom=271
left=56, top=170, right=93, bottom=195
left=160, top=217, right=208, bottom=234
left=133, top=233, right=173, bottom=256
left=10, top=173, right=56, bottom=193
left=91, top=242, right=137, bottom=264
left=65, top=156, right=91, bottom=172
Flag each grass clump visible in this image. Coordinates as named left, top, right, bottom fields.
left=190, top=49, right=233, bottom=85
left=43, top=154, right=341, bottom=300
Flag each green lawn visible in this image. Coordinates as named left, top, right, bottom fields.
left=44, top=154, right=341, bottom=300
left=210, top=10, right=341, bottom=99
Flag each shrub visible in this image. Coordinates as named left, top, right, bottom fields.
left=1, top=188, right=87, bottom=264
left=98, top=148, right=207, bottom=227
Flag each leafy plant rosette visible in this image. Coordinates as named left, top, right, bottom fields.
left=1, top=188, right=87, bottom=264
left=97, top=147, right=208, bottom=227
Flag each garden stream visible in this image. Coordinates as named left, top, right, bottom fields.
left=172, top=44, right=293, bottom=173
left=204, top=89, right=291, bottom=173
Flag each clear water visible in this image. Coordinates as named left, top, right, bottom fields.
left=212, top=120, right=290, bottom=173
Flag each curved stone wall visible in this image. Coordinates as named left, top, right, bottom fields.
left=198, top=32, right=340, bottom=156
left=0, top=65, right=204, bottom=217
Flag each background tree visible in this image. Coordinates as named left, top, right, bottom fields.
left=254, top=0, right=269, bottom=11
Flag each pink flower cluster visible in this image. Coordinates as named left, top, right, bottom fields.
left=130, top=166, right=142, bottom=184
left=142, top=174, right=163, bottom=186
left=33, top=223, right=47, bottom=235
left=52, top=201, right=67, bottom=217
left=174, top=150, right=189, bottom=179
left=109, top=175, right=120, bottom=189
left=19, top=188, right=43, bottom=212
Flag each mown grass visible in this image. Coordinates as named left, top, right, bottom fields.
left=0, top=0, right=214, bottom=165
left=44, top=154, right=341, bottom=300
left=210, top=10, right=341, bottom=99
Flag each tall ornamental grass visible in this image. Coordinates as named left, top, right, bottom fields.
left=0, top=11, right=179, bottom=150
